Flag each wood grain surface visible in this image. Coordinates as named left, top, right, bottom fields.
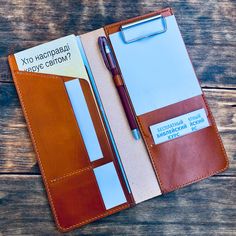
left=0, top=0, right=235, bottom=235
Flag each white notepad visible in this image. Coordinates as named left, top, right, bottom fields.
left=110, top=15, right=202, bottom=116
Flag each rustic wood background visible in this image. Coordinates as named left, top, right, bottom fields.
left=0, top=0, right=235, bottom=235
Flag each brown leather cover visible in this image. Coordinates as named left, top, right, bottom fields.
left=8, top=55, right=131, bottom=232
left=7, top=7, right=229, bottom=231
left=136, top=96, right=228, bottom=193
left=104, top=7, right=229, bottom=193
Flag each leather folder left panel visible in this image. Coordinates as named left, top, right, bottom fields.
left=8, top=55, right=130, bottom=231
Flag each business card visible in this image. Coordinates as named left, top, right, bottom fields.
left=150, top=108, right=209, bottom=145
left=14, top=34, right=88, bottom=80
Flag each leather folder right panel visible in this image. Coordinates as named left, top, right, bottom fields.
left=104, top=8, right=229, bottom=194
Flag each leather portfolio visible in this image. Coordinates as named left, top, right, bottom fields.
left=8, top=8, right=229, bottom=232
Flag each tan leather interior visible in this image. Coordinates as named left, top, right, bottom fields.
left=80, top=29, right=162, bottom=204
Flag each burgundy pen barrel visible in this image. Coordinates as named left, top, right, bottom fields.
left=98, top=36, right=140, bottom=140
left=116, top=82, right=138, bottom=131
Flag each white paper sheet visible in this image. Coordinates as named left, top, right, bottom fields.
left=110, top=15, right=202, bottom=116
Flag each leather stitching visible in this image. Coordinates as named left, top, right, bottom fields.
left=50, top=166, right=93, bottom=184
left=13, top=73, right=129, bottom=232
left=137, top=94, right=229, bottom=193
left=57, top=204, right=129, bottom=231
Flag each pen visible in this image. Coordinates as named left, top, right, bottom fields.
left=98, top=36, right=140, bottom=140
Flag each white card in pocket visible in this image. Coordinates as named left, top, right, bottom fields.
left=150, top=108, right=210, bottom=145
left=94, top=162, right=127, bottom=210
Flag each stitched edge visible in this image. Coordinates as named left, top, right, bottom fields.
left=15, top=71, right=72, bottom=79
left=13, top=75, right=63, bottom=226
left=13, top=73, right=130, bottom=231
left=136, top=117, right=164, bottom=191
left=57, top=203, right=130, bottom=232
left=50, top=166, right=93, bottom=184
left=137, top=93, right=229, bottom=193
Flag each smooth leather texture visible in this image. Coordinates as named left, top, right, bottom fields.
left=8, top=55, right=131, bottom=232
left=137, top=95, right=228, bottom=193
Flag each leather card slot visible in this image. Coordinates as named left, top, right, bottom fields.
left=11, top=68, right=118, bottom=180
left=139, top=95, right=208, bottom=129
left=138, top=95, right=210, bottom=142
left=49, top=166, right=129, bottom=231
left=137, top=95, right=228, bottom=193
left=11, top=71, right=91, bottom=181
left=49, top=167, right=106, bottom=231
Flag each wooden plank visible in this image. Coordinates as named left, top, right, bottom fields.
left=0, top=82, right=235, bottom=175
left=0, top=0, right=235, bottom=86
left=1, top=45, right=235, bottom=88
left=189, top=46, right=235, bottom=88
left=0, top=0, right=234, bottom=46
left=0, top=175, right=235, bottom=235
left=205, top=89, right=236, bottom=131
left=0, top=1, right=235, bottom=234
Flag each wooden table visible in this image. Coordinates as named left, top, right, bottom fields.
left=0, top=1, right=235, bottom=235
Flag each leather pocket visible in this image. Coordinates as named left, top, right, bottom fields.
left=49, top=167, right=106, bottom=231
left=77, top=78, right=116, bottom=168
left=11, top=70, right=116, bottom=180
left=12, top=72, right=91, bottom=180
left=49, top=164, right=129, bottom=231
left=137, top=95, right=228, bottom=193
left=9, top=61, right=131, bottom=231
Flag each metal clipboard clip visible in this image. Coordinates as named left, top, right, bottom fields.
left=120, top=14, right=167, bottom=43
